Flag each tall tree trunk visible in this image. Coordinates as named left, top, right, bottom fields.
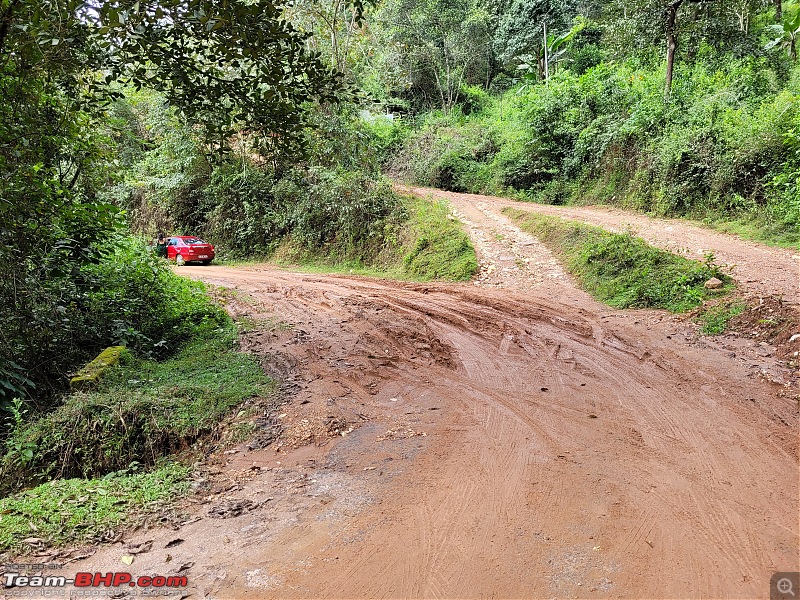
left=775, top=0, right=782, bottom=23
left=664, top=0, right=683, bottom=99
left=543, top=21, right=549, bottom=82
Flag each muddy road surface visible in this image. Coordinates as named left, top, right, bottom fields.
left=39, top=194, right=799, bottom=600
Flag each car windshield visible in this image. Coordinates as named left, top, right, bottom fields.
left=182, top=238, right=206, bottom=245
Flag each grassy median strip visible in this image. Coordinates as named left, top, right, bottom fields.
left=401, top=195, right=478, bottom=281
left=504, top=208, right=730, bottom=312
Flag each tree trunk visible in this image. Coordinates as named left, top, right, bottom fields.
left=664, top=0, right=683, bottom=99
left=775, top=0, right=782, bottom=23
left=543, top=21, right=549, bottom=83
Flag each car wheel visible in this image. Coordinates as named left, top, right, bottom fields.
left=176, top=254, right=186, bottom=266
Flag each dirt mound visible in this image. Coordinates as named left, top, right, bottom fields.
left=727, top=296, right=800, bottom=361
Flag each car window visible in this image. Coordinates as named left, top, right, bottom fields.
left=182, top=238, right=205, bottom=245
left=168, top=239, right=178, bottom=246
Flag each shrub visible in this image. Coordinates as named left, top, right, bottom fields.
left=390, top=55, right=800, bottom=245
left=1, top=234, right=225, bottom=407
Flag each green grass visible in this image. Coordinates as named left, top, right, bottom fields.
left=697, top=300, right=747, bottom=335
left=0, top=463, right=190, bottom=555
left=401, top=195, right=478, bottom=281
left=706, top=217, right=800, bottom=250
left=261, top=195, right=477, bottom=282
left=505, top=209, right=731, bottom=312
left=1, top=321, right=274, bottom=491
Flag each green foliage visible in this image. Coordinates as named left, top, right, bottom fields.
left=267, top=194, right=477, bottom=281
left=393, top=54, right=800, bottom=243
left=0, top=321, right=272, bottom=492
left=391, top=111, right=498, bottom=192
left=505, top=209, right=729, bottom=312
left=0, top=0, right=344, bottom=156
left=287, top=169, right=405, bottom=254
left=1, top=233, right=225, bottom=404
left=493, top=0, right=576, bottom=71
left=201, top=163, right=405, bottom=259
left=0, top=463, right=190, bottom=555
left=0, top=0, right=350, bottom=405
left=697, top=300, right=747, bottom=335
left=378, top=0, right=493, bottom=111
left=402, top=197, right=478, bottom=280
left=765, top=2, right=800, bottom=61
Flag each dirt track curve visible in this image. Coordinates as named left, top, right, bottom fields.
left=37, top=191, right=799, bottom=600
left=399, top=185, right=800, bottom=303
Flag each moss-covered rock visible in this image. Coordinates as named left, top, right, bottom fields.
left=70, top=346, right=127, bottom=390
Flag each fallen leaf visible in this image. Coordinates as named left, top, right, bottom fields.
left=120, top=555, right=134, bottom=565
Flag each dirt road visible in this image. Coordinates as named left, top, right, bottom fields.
left=400, top=185, right=800, bottom=302
left=42, top=193, right=798, bottom=600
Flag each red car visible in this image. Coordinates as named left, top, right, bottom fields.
left=167, top=236, right=215, bottom=265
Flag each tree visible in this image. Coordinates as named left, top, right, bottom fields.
left=379, top=0, right=493, bottom=111
left=493, top=0, right=576, bottom=77
left=766, top=2, right=800, bottom=60
left=664, top=0, right=684, bottom=97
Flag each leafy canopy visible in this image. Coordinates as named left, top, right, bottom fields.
left=1, top=0, right=346, bottom=155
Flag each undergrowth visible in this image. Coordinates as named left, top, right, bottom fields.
left=388, top=59, right=800, bottom=249
left=268, top=195, right=477, bottom=282
left=1, top=321, right=273, bottom=494
left=505, top=209, right=730, bottom=312
left=0, top=463, right=190, bottom=556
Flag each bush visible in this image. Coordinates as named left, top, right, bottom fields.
left=287, top=168, right=405, bottom=256
left=390, top=112, right=498, bottom=192
left=1, top=234, right=225, bottom=407
left=390, top=55, right=800, bottom=244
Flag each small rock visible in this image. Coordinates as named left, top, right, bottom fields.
left=789, top=334, right=800, bottom=343
left=704, top=277, right=724, bottom=290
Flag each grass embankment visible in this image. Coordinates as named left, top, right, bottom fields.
left=505, top=208, right=730, bottom=312
left=268, top=194, right=477, bottom=281
left=0, top=320, right=273, bottom=555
